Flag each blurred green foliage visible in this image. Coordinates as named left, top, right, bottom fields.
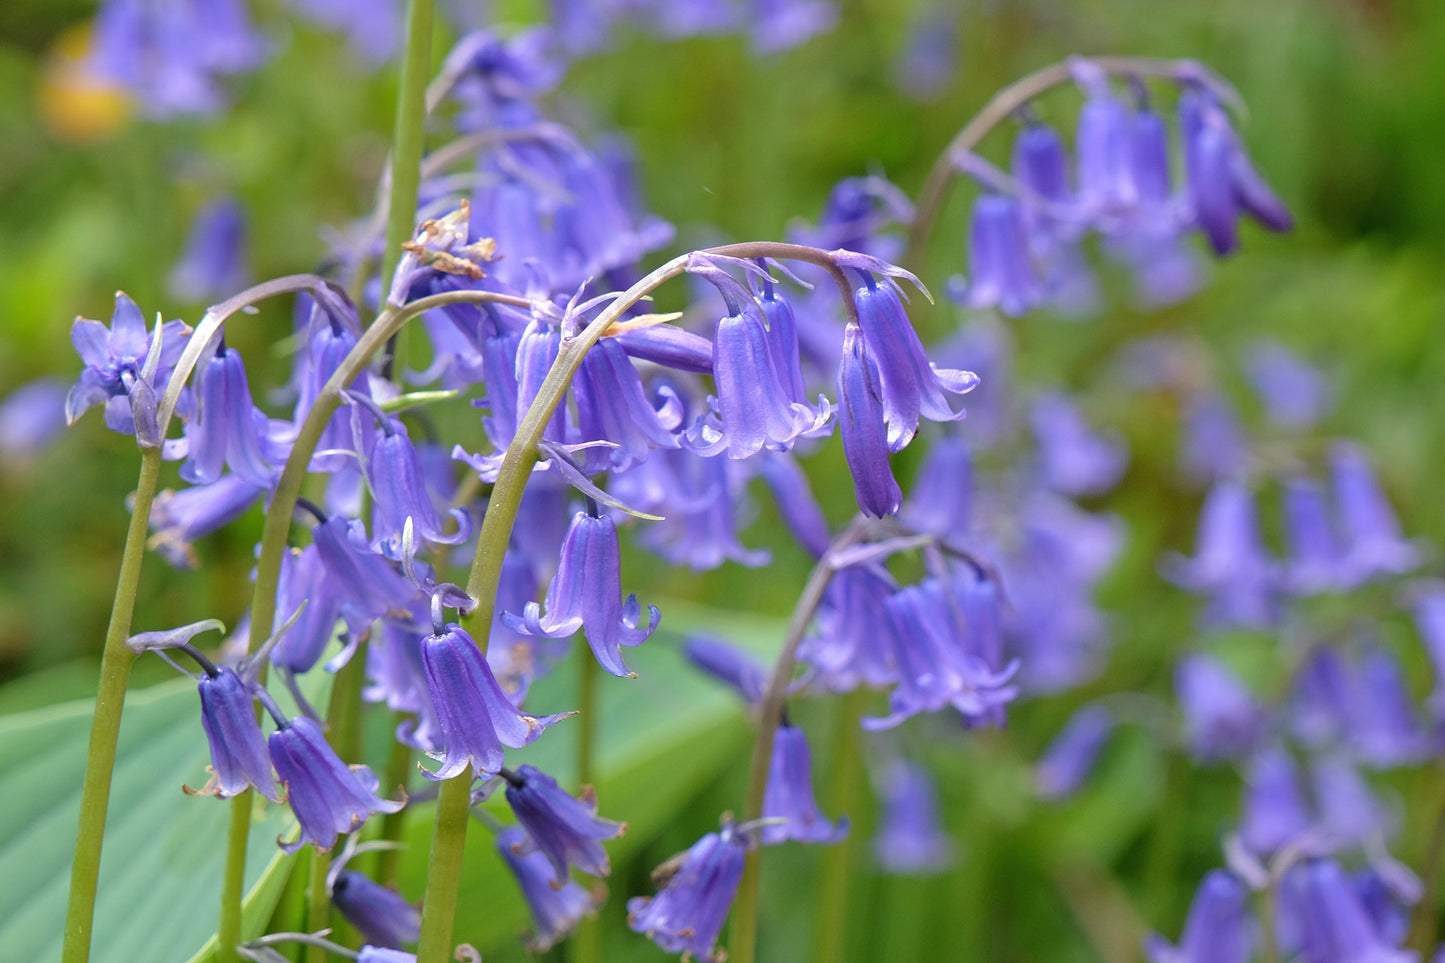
left=1, top=0, right=1444, bottom=960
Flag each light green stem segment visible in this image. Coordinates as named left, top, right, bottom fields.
left=812, top=688, right=867, bottom=963
left=304, top=849, right=331, bottom=963
left=569, top=650, right=601, bottom=963
left=218, top=795, right=254, bottom=963
left=730, top=518, right=867, bottom=963
left=62, top=447, right=163, bottom=963
left=379, top=0, right=435, bottom=377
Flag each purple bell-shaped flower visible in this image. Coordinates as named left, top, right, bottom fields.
left=627, top=819, right=751, bottom=962
left=502, top=764, right=625, bottom=883
left=507, top=510, right=660, bottom=678
left=496, top=826, right=603, bottom=952
left=761, top=724, right=848, bottom=845
left=269, top=716, right=403, bottom=853
left=1176, top=653, right=1263, bottom=762
left=1145, top=870, right=1252, bottom=963
left=837, top=323, right=901, bottom=518
left=1034, top=704, right=1114, bottom=800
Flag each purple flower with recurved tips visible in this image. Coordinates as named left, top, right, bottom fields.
left=1035, top=704, right=1113, bottom=800
left=502, top=764, right=625, bottom=883
left=851, top=271, right=977, bottom=449
left=1331, top=444, right=1420, bottom=584
left=172, top=342, right=278, bottom=488
left=1075, top=82, right=1138, bottom=219
left=628, top=820, right=751, bottom=962
left=496, top=826, right=603, bottom=952
left=873, top=760, right=954, bottom=875
left=360, top=415, right=471, bottom=558
left=194, top=665, right=282, bottom=803
left=837, top=323, right=901, bottom=518
left=762, top=725, right=848, bottom=844
left=1176, top=654, right=1263, bottom=762
left=330, top=871, right=420, bottom=950
left=269, top=716, right=403, bottom=853
left=311, top=514, right=418, bottom=634
left=1145, top=870, right=1252, bottom=963
left=67, top=292, right=189, bottom=447
left=420, top=623, right=571, bottom=780
left=573, top=334, right=684, bottom=471
left=506, top=510, right=660, bottom=678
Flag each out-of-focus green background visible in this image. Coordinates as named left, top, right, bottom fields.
left=2, top=0, right=1444, bottom=960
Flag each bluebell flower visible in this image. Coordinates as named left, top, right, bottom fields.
left=900, top=435, right=973, bottom=545
left=684, top=635, right=768, bottom=705
left=1331, top=443, right=1420, bottom=584
left=361, top=416, right=471, bottom=557
left=1239, top=746, right=1313, bottom=858
left=507, top=511, right=660, bottom=678
left=953, top=194, right=1042, bottom=317
left=496, top=826, right=603, bottom=952
left=168, top=197, right=249, bottom=304
left=1035, top=704, right=1114, bottom=800
left=173, top=342, right=279, bottom=488
left=269, top=716, right=403, bottom=853
left=1348, top=645, right=1428, bottom=769
left=799, top=564, right=900, bottom=689
left=1181, top=391, right=1251, bottom=483
left=761, top=725, right=848, bottom=844
left=67, top=292, right=189, bottom=447
left=194, top=665, right=282, bottom=802
left=420, top=623, right=571, bottom=780
left=502, top=764, right=625, bottom=883
left=613, top=324, right=715, bottom=374
left=0, top=378, right=67, bottom=460
left=1287, top=860, right=1415, bottom=963
left=292, top=315, right=367, bottom=473
left=789, top=174, right=913, bottom=258
left=615, top=447, right=771, bottom=570
left=852, top=271, right=977, bottom=450
left=873, top=760, right=954, bottom=875
left=147, top=475, right=265, bottom=569
left=1245, top=341, right=1330, bottom=430
left=837, top=323, right=902, bottom=517
left=1163, top=479, right=1276, bottom=628
left=1030, top=393, right=1128, bottom=497
left=1176, top=654, right=1263, bottom=762
left=441, top=28, right=561, bottom=124
left=1074, top=79, right=1138, bottom=220
left=1281, top=475, right=1348, bottom=594
left=1179, top=87, right=1294, bottom=255
left=1312, top=754, right=1386, bottom=848
left=554, top=146, right=675, bottom=281
left=331, top=870, right=420, bottom=949
left=627, top=820, right=751, bottom=962
left=311, top=514, right=419, bottom=634
left=573, top=335, right=683, bottom=470
left=269, top=543, right=345, bottom=678
left=756, top=452, right=831, bottom=557
left=1145, top=870, right=1252, bottom=963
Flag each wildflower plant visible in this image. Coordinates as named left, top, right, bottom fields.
left=22, top=2, right=1437, bottom=962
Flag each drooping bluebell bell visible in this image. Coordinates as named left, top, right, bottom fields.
left=172, top=340, right=280, bottom=488
left=572, top=334, right=684, bottom=471
left=554, top=144, right=675, bottom=282
left=328, top=844, right=421, bottom=950
left=507, top=510, right=659, bottom=677
left=684, top=257, right=830, bottom=459
left=1035, top=704, right=1114, bottom=800
left=67, top=292, right=189, bottom=447
left=358, top=410, right=471, bottom=558
left=837, top=323, right=902, bottom=518
left=1180, top=391, right=1251, bottom=484
left=1239, top=746, right=1314, bottom=858
left=147, top=474, right=266, bottom=568
left=496, top=825, right=603, bottom=952
left=168, top=197, right=250, bottom=304
left=872, top=760, right=955, bottom=875
left=900, top=435, right=973, bottom=545
left=1331, top=443, right=1420, bottom=584
left=1176, top=653, right=1263, bottom=762
left=755, top=452, right=831, bottom=557
left=1010, top=121, right=1102, bottom=316
left=312, top=514, right=419, bottom=635
left=1285, top=859, right=1415, bottom=963
left=88, top=0, right=266, bottom=117
left=1144, top=870, right=1252, bottom=963
left=761, top=724, right=848, bottom=845
left=684, top=635, right=767, bottom=704
left=1245, top=341, right=1331, bottom=430
left=1281, top=475, right=1348, bottom=595
left=1311, top=754, right=1387, bottom=848
left=1347, top=645, right=1428, bottom=769
left=790, top=175, right=914, bottom=259
left=1030, top=393, right=1128, bottom=497
left=1179, top=86, right=1294, bottom=255
left=269, top=715, right=403, bottom=853
left=501, top=764, right=625, bottom=883
left=1163, top=478, right=1276, bottom=628
left=1073, top=70, right=1138, bottom=221
left=627, top=819, right=751, bottom=962
left=419, top=623, right=571, bottom=780
left=952, top=193, right=1042, bottom=317
left=269, top=543, right=345, bottom=683
left=799, top=563, right=901, bottom=689
left=613, top=324, right=715, bottom=374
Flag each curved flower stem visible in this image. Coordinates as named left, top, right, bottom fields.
left=902, top=55, right=1239, bottom=269
left=61, top=447, right=162, bottom=963
left=812, top=687, right=867, bottom=963
left=730, top=516, right=869, bottom=963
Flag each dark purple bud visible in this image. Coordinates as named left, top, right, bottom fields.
left=873, top=760, right=954, bottom=875
left=507, top=511, right=659, bottom=678
left=1181, top=89, right=1293, bottom=255
left=1176, top=654, right=1263, bottom=762
left=419, top=623, right=571, bottom=780
left=612, top=325, right=714, bottom=374
left=496, top=826, right=602, bottom=952
left=684, top=635, right=767, bottom=704
left=192, top=665, right=282, bottom=802
left=503, top=764, right=625, bottom=883
left=1034, top=704, right=1113, bottom=800
left=1145, top=870, right=1252, bottom=963
left=761, top=725, right=848, bottom=845
left=837, top=324, right=901, bottom=518
left=331, top=871, right=420, bottom=949
left=269, top=716, right=403, bottom=853
left=627, top=821, right=750, bottom=962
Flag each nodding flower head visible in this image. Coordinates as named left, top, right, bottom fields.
left=627, top=819, right=752, bottom=962
left=66, top=292, right=189, bottom=447
left=496, top=826, right=603, bottom=953
left=1145, top=870, right=1252, bottom=963
left=175, top=342, right=278, bottom=488
left=327, top=840, right=421, bottom=950
left=1179, top=87, right=1293, bottom=255
left=761, top=724, right=848, bottom=845
left=419, top=622, right=572, bottom=780
left=502, top=764, right=625, bottom=884
left=268, top=716, right=404, bottom=853
left=836, top=323, right=901, bottom=518
left=506, top=510, right=659, bottom=678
